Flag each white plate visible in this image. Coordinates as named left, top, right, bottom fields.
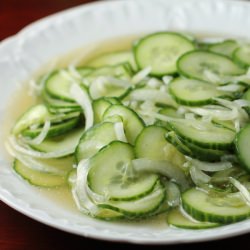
left=0, top=0, right=250, bottom=244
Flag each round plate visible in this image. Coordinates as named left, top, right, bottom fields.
left=0, top=0, right=250, bottom=244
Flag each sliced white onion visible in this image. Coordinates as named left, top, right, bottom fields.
left=7, top=136, right=74, bottom=158
left=131, top=66, right=151, bottom=84
left=68, top=65, right=82, bottom=80
left=162, top=76, right=173, bottom=85
left=70, top=83, right=93, bottom=130
left=187, top=106, right=238, bottom=121
left=114, top=122, right=127, bottom=142
left=132, top=158, right=189, bottom=191
left=73, top=159, right=100, bottom=215
left=24, top=120, right=51, bottom=145
left=203, top=70, right=221, bottom=84
left=189, top=165, right=211, bottom=186
left=147, top=78, right=162, bottom=89
left=217, top=84, right=242, bottom=92
left=229, top=177, right=250, bottom=206
left=189, top=158, right=233, bottom=172
left=129, top=89, right=177, bottom=107
left=234, top=99, right=250, bottom=108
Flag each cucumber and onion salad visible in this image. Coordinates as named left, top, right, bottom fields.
left=7, top=31, right=250, bottom=228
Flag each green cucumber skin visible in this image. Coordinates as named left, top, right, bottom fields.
left=87, top=140, right=159, bottom=201
left=22, top=117, right=80, bottom=139
left=167, top=122, right=235, bottom=151
left=13, top=160, right=67, bottom=188
left=167, top=208, right=220, bottom=229
left=182, top=188, right=250, bottom=224
left=177, top=50, right=245, bottom=82
left=168, top=78, right=223, bottom=106
left=182, top=200, right=249, bottom=224
left=235, top=124, right=250, bottom=173
left=133, top=32, right=195, bottom=76
left=97, top=181, right=166, bottom=218
left=166, top=132, right=227, bottom=162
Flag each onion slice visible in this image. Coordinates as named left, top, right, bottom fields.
left=70, top=83, right=93, bottom=130
left=229, top=177, right=250, bottom=206
left=132, top=158, right=189, bottom=191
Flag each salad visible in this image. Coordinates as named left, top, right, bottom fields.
left=6, top=31, right=250, bottom=229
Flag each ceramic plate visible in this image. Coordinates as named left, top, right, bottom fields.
left=0, top=0, right=250, bottom=244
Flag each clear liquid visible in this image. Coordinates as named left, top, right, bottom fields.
left=3, top=35, right=169, bottom=227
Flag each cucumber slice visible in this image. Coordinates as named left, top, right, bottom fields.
left=165, top=131, right=227, bottom=162
left=76, top=67, right=94, bottom=76
left=30, top=127, right=85, bottom=156
left=98, top=181, right=165, bottom=217
left=233, top=45, right=250, bottom=67
left=235, top=124, right=250, bottom=172
left=87, top=141, right=159, bottom=201
left=169, top=78, right=225, bottom=106
left=45, top=70, right=80, bottom=102
left=89, top=75, right=130, bottom=100
left=92, top=97, right=120, bottom=124
left=12, top=104, right=50, bottom=135
left=103, top=105, right=144, bottom=144
left=75, top=122, right=117, bottom=162
left=22, top=117, right=80, bottom=138
left=182, top=188, right=250, bottom=223
left=84, top=63, right=132, bottom=86
left=167, top=208, right=220, bottom=229
left=168, top=120, right=235, bottom=150
left=208, top=40, right=238, bottom=57
left=13, top=159, right=67, bottom=187
left=177, top=50, right=245, bottom=82
left=87, top=50, right=137, bottom=71
left=243, top=88, right=250, bottom=115
left=42, top=90, right=80, bottom=110
left=135, top=126, right=185, bottom=168
left=133, top=32, right=195, bottom=76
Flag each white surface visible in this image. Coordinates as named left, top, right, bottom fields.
left=0, top=0, right=250, bottom=244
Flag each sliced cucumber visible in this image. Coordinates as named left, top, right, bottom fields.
left=169, top=78, right=225, bottom=106
left=89, top=75, right=130, bottom=100
left=75, top=122, right=117, bottom=162
left=168, top=120, right=235, bottom=150
left=22, top=117, right=80, bottom=138
left=45, top=70, right=80, bottom=102
left=76, top=66, right=94, bottom=76
left=30, top=127, right=85, bottom=156
left=13, top=159, right=67, bottom=187
left=84, top=63, right=132, bottom=86
left=87, top=50, right=137, bottom=71
left=87, top=141, right=159, bottom=201
left=182, top=188, right=250, bottom=223
left=133, top=32, right=195, bottom=76
left=135, top=126, right=185, bottom=168
left=12, top=104, right=50, bottom=135
left=165, top=131, right=227, bottom=162
left=92, top=97, right=120, bottom=124
left=235, top=124, right=250, bottom=172
left=42, top=90, right=80, bottom=110
left=177, top=50, right=245, bottom=82
left=167, top=208, right=220, bottom=229
left=103, top=105, right=144, bottom=144
left=98, top=181, right=165, bottom=217
left=208, top=40, right=238, bottom=57
left=233, top=45, right=250, bottom=67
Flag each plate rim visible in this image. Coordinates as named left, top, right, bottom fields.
left=0, top=0, right=250, bottom=245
